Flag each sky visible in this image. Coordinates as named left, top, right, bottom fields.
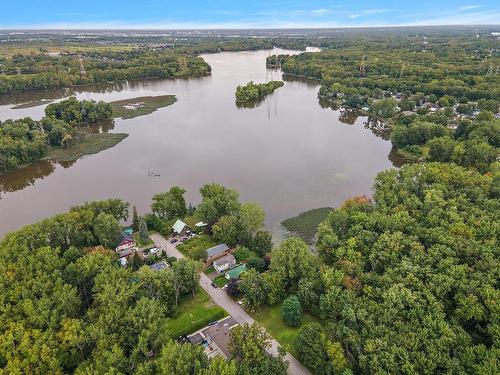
left=1, top=1, right=499, bottom=29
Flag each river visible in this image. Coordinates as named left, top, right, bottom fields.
left=0, top=48, right=397, bottom=238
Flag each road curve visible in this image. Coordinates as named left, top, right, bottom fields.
left=150, top=232, right=312, bottom=375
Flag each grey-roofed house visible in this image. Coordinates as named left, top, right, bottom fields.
left=205, top=243, right=231, bottom=265
left=213, top=254, right=236, bottom=273
left=202, top=320, right=235, bottom=358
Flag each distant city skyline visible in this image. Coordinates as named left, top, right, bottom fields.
left=1, top=1, right=499, bottom=29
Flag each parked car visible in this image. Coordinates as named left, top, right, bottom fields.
left=170, top=239, right=178, bottom=244
left=211, top=282, right=217, bottom=288
left=237, top=300, right=245, bottom=305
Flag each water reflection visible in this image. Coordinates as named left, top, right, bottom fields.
left=0, top=160, right=55, bottom=196
left=0, top=49, right=397, bottom=237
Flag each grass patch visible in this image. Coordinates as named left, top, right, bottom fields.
left=110, top=95, right=177, bottom=119
left=177, top=234, right=218, bottom=260
left=166, top=289, right=226, bottom=338
left=249, top=304, right=320, bottom=358
left=183, top=214, right=204, bottom=233
left=133, top=231, right=154, bottom=248
left=214, top=275, right=227, bottom=288
left=281, top=207, right=333, bottom=244
left=203, top=265, right=215, bottom=275
left=47, top=132, right=128, bottom=162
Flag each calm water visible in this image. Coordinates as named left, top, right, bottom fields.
left=0, top=49, right=396, bottom=238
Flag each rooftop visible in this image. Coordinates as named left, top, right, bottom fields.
left=206, top=243, right=230, bottom=258
left=203, top=322, right=233, bottom=357
left=226, top=264, right=247, bottom=279
left=149, top=261, right=169, bottom=271
left=172, top=219, right=188, bottom=234
left=214, top=254, right=236, bottom=267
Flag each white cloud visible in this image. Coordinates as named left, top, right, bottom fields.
left=458, top=5, right=484, bottom=11
left=311, top=9, right=330, bottom=15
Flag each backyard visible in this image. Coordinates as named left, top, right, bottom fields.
left=177, top=233, right=218, bottom=260
left=249, top=304, right=320, bottom=358
left=166, top=289, right=226, bottom=338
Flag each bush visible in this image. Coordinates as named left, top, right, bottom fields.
left=282, top=295, right=302, bottom=327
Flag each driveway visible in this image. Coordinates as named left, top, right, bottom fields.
left=150, top=232, right=312, bottom=375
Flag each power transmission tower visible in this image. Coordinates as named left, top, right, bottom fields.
left=359, top=55, right=366, bottom=77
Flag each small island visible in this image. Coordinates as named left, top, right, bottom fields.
left=235, top=80, right=284, bottom=104
left=110, top=95, right=177, bottom=119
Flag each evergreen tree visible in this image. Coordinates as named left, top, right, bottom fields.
left=132, top=206, right=140, bottom=232
left=139, top=217, right=149, bottom=243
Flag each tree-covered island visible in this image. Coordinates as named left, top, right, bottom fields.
left=235, top=81, right=284, bottom=104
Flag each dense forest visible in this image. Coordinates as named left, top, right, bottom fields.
left=235, top=81, right=284, bottom=103
left=0, top=97, right=112, bottom=174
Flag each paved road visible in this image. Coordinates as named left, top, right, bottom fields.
left=150, top=232, right=312, bottom=375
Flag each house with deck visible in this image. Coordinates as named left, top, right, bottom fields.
left=205, top=243, right=232, bottom=265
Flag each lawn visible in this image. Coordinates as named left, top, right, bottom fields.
left=213, top=275, right=227, bottom=288
left=133, top=231, right=154, bottom=248
left=110, top=95, right=177, bottom=119
left=281, top=207, right=333, bottom=244
left=249, top=304, right=320, bottom=358
left=177, top=234, right=218, bottom=260
left=203, top=265, right=215, bottom=275
left=166, top=289, right=226, bottom=338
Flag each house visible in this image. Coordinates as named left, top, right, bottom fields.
left=149, top=261, right=169, bottom=271
left=205, top=243, right=231, bottom=264
left=172, top=219, right=190, bottom=235
left=213, top=254, right=236, bottom=273
left=186, top=316, right=239, bottom=358
left=116, top=238, right=136, bottom=252
left=225, top=264, right=247, bottom=280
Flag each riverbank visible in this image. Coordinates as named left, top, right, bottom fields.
left=47, top=132, right=128, bottom=162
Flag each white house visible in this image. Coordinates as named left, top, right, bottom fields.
left=213, top=254, right=236, bottom=273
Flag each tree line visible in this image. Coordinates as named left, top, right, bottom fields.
left=0, top=50, right=211, bottom=95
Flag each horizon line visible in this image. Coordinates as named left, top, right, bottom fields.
left=1, top=24, right=500, bottom=31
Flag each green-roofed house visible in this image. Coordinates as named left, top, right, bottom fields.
left=225, top=264, right=247, bottom=280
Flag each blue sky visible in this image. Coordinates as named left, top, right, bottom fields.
left=2, top=1, right=499, bottom=29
